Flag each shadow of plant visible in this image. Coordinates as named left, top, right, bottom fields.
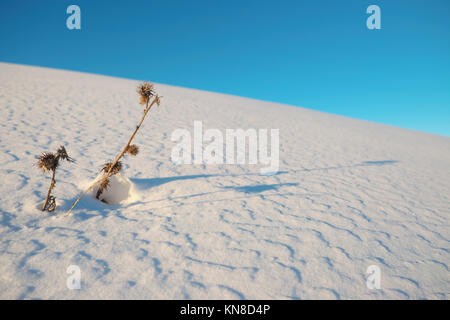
left=221, top=183, right=299, bottom=194
left=65, top=160, right=399, bottom=214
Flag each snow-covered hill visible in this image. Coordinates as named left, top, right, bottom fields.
left=0, top=62, right=448, bottom=299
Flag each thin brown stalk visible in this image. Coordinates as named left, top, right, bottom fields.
left=65, top=95, right=159, bottom=216
left=36, top=145, right=73, bottom=212
left=42, top=169, right=56, bottom=211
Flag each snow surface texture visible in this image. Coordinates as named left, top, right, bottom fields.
left=0, top=62, right=449, bottom=299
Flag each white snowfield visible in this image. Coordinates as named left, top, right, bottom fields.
left=0, top=62, right=448, bottom=300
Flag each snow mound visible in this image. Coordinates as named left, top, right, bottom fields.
left=91, top=174, right=136, bottom=205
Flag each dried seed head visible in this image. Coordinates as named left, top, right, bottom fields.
left=102, top=161, right=122, bottom=175
left=56, top=145, right=74, bottom=162
left=154, top=95, right=161, bottom=107
left=96, top=178, right=111, bottom=199
left=126, top=144, right=139, bottom=156
left=100, top=178, right=110, bottom=190
left=99, top=178, right=110, bottom=194
left=138, top=82, right=154, bottom=105
left=36, top=152, right=58, bottom=173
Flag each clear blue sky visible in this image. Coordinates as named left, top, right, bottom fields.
left=1, top=0, right=449, bottom=136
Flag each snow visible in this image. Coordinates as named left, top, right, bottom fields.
left=0, top=62, right=449, bottom=299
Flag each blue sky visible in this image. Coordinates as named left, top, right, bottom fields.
left=1, top=0, right=449, bottom=136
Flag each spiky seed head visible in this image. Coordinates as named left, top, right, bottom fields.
left=56, top=145, right=74, bottom=162
left=139, top=96, right=147, bottom=105
left=154, top=95, right=161, bottom=107
left=96, top=177, right=111, bottom=200
left=36, top=152, right=58, bottom=173
left=126, top=144, right=139, bottom=156
left=100, top=178, right=110, bottom=191
left=102, top=161, right=122, bottom=175
left=138, top=82, right=154, bottom=105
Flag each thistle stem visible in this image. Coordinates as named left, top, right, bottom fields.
left=104, top=98, right=155, bottom=178
left=65, top=96, right=158, bottom=216
left=42, top=169, right=56, bottom=211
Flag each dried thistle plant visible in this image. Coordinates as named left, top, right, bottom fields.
left=36, top=145, right=74, bottom=212
left=138, top=82, right=155, bottom=105
left=66, top=82, right=161, bottom=216
left=102, top=161, right=123, bottom=175
left=95, top=161, right=123, bottom=199
left=125, top=144, right=139, bottom=156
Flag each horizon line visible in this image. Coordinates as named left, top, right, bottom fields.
left=1, top=60, right=448, bottom=139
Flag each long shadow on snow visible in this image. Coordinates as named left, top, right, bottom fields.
left=130, top=160, right=399, bottom=191
left=66, top=160, right=399, bottom=216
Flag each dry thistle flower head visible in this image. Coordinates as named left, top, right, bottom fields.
left=36, top=146, right=73, bottom=174
left=56, top=145, right=74, bottom=162
left=96, top=177, right=111, bottom=200
left=126, top=144, right=139, bottom=156
left=102, top=161, right=122, bottom=175
left=36, top=152, right=58, bottom=173
left=154, top=95, right=162, bottom=107
left=99, top=178, right=110, bottom=191
left=138, top=82, right=154, bottom=105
